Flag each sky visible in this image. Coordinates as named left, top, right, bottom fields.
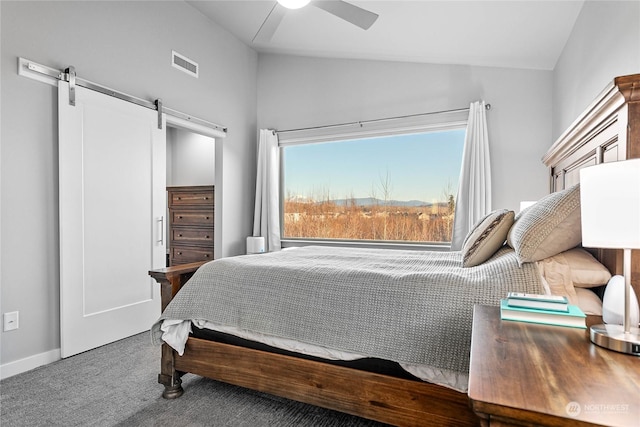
left=283, top=128, right=466, bottom=204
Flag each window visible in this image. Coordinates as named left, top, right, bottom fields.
left=279, top=112, right=467, bottom=247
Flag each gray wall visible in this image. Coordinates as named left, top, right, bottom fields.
left=257, top=54, right=553, bottom=212
left=552, top=1, right=640, bottom=140
left=167, top=128, right=216, bottom=187
left=1, top=1, right=257, bottom=368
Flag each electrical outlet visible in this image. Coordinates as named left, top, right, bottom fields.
left=3, top=311, right=19, bottom=331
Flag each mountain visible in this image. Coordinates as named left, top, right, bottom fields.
left=330, top=197, right=432, bottom=207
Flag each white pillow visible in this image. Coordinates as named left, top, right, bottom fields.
left=561, top=248, right=611, bottom=288
left=507, top=184, right=581, bottom=264
left=574, top=288, right=603, bottom=316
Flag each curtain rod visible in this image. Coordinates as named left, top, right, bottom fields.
left=275, top=103, right=491, bottom=135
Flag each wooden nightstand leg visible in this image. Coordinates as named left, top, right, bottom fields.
left=473, top=411, right=490, bottom=427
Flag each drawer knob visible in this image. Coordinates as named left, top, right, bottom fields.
left=178, top=234, right=183, bottom=237
left=177, top=252, right=182, bottom=255
left=178, top=216, right=183, bottom=219
left=203, top=197, right=208, bottom=200
left=205, top=235, right=210, bottom=239
left=177, top=197, right=182, bottom=200
left=204, top=254, right=210, bottom=258
left=205, top=216, right=210, bottom=220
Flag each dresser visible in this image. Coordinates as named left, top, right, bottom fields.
left=167, top=185, right=214, bottom=266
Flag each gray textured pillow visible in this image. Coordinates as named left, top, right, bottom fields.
left=462, top=209, right=515, bottom=267
left=507, top=184, right=581, bottom=264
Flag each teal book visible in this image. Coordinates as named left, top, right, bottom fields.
left=500, top=299, right=586, bottom=329
left=506, top=292, right=569, bottom=312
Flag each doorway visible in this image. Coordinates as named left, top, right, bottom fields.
left=165, top=128, right=216, bottom=266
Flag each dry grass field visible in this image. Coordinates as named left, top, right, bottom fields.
left=283, top=198, right=455, bottom=243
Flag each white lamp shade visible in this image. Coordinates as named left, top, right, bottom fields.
left=580, top=159, right=640, bottom=249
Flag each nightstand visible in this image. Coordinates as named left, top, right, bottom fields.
left=468, top=305, right=639, bottom=427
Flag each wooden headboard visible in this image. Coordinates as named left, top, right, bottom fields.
left=542, top=73, right=640, bottom=307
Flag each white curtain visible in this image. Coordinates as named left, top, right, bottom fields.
left=253, top=129, right=281, bottom=251
left=451, top=101, right=492, bottom=250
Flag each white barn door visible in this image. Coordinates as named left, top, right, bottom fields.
left=58, top=81, right=165, bottom=358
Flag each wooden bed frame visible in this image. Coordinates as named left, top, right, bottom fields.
left=149, top=73, right=640, bottom=427
left=149, top=261, right=479, bottom=426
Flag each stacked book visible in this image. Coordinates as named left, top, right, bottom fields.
left=500, top=292, right=586, bottom=329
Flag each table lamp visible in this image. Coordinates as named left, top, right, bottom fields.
left=580, top=159, right=640, bottom=355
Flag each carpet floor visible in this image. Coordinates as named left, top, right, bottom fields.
left=0, top=333, right=389, bottom=426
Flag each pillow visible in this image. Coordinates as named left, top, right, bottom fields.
left=507, top=184, right=581, bottom=264
left=558, top=248, right=611, bottom=288
left=574, top=288, right=603, bottom=316
left=536, top=256, right=578, bottom=303
left=462, top=209, right=515, bottom=267
left=535, top=247, right=612, bottom=306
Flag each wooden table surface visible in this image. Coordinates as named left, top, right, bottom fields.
left=468, top=305, right=640, bottom=427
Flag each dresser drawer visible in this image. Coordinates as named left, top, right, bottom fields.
left=171, top=246, right=214, bottom=263
left=171, top=210, right=214, bottom=226
left=169, top=189, right=214, bottom=207
left=171, top=227, right=214, bottom=244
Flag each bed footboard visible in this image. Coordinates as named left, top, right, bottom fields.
left=149, top=260, right=208, bottom=399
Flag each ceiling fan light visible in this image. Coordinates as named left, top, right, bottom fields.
left=277, top=0, right=311, bottom=10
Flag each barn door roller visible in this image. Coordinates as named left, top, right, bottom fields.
left=64, top=66, right=76, bottom=106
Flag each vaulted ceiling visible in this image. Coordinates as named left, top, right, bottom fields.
left=188, top=0, right=584, bottom=70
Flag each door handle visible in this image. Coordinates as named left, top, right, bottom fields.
left=157, top=216, right=164, bottom=245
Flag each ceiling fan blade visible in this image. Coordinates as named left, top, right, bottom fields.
left=313, top=1, right=379, bottom=30
left=253, top=2, right=288, bottom=43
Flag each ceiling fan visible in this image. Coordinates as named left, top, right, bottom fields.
left=253, top=0, right=379, bottom=42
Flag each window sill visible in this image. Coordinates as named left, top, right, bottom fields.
left=280, top=238, right=451, bottom=252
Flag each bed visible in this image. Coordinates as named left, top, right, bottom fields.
left=149, top=73, right=640, bottom=427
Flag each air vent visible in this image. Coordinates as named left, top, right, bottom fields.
left=172, top=50, right=198, bottom=78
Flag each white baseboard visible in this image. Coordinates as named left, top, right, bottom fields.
left=0, top=348, right=61, bottom=380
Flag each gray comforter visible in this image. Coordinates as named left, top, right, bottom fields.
left=151, top=245, right=542, bottom=384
